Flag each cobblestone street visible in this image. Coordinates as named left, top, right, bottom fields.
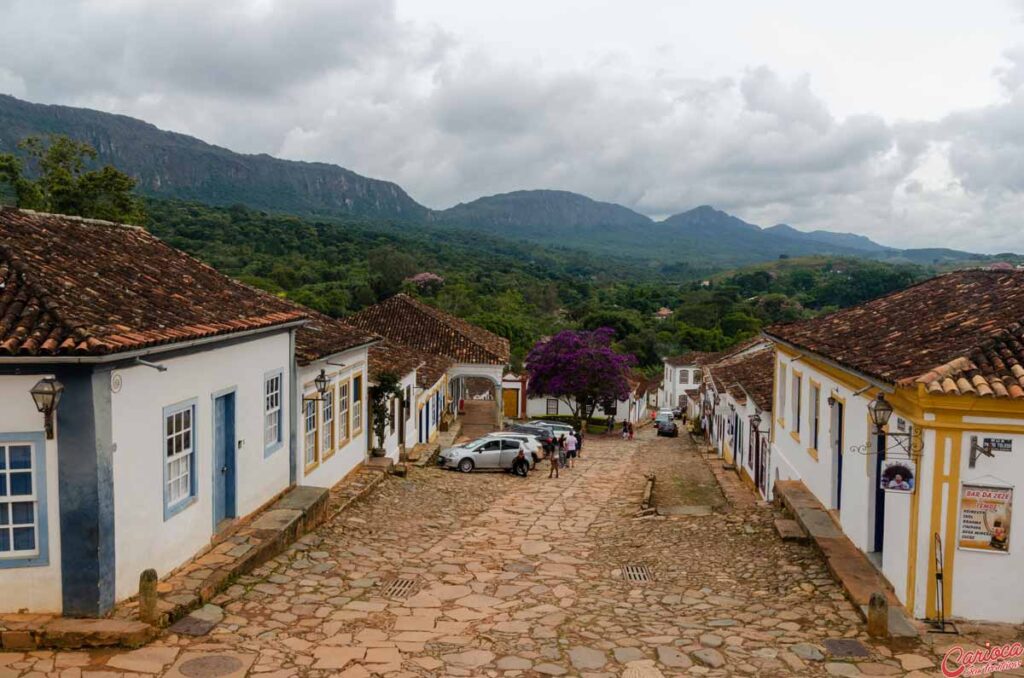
left=1, top=428, right=1013, bottom=677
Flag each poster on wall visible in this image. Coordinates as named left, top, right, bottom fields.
left=958, top=484, right=1013, bottom=553
left=879, top=458, right=916, bottom=493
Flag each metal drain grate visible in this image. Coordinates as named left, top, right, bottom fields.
left=621, top=563, right=653, bottom=582
left=380, top=576, right=419, bottom=599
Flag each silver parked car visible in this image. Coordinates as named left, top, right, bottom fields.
left=527, top=420, right=576, bottom=436
left=437, top=436, right=526, bottom=472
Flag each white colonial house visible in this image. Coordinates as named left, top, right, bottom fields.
left=699, top=343, right=775, bottom=499
left=292, top=311, right=379, bottom=488
left=766, top=269, right=1024, bottom=623
left=0, top=209, right=309, bottom=615
left=523, top=373, right=653, bottom=424
left=662, top=353, right=710, bottom=410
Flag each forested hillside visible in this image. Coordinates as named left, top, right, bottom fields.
left=145, top=200, right=929, bottom=371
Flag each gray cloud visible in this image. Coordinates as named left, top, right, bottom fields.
left=1, top=0, right=1022, bottom=252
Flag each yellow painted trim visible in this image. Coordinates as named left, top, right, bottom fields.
left=351, top=371, right=364, bottom=437
left=791, top=369, right=803, bottom=435
left=942, top=433, right=962, bottom=618
left=303, top=395, right=321, bottom=474
left=789, top=429, right=801, bottom=443
left=905, top=426, right=926, bottom=611
left=776, top=345, right=871, bottom=392
left=321, top=384, right=337, bottom=461
left=806, top=446, right=819, bottom=461
left=770, top=351, right=780, bottom=444
left=924, top=428, right=946, bottom=618
left=808, top=379, right=822, bottom=453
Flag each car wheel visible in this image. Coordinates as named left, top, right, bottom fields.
left=457, top=458, right=475, bottom=473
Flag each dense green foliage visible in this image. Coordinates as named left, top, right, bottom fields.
left=144, top=199, right=929, bottom=372
left=0, top=135, right=144, bottom=224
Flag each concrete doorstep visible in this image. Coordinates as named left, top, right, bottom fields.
left=774, top=480, right=920, bottom=640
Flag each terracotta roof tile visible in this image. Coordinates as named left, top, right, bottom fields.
left=347, top=293, right=509, bottom=365
left=705, top=346, right=775, bottom=412
left=0, top=208, right=307, bottom=357
left=368, top=339, right=452, bottom=388
left=766, top=270, right=1024, bottom=399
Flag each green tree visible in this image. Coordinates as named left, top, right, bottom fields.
left=0, top=135, right=145, bottom=224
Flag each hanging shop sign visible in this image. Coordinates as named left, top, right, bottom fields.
left=880, top=457, right=916, bottom=493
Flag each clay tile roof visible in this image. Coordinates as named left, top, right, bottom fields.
left=290, top=309, right=379, bottom=366
left=0, top=207, right=306, bottom=357
left=665, top=351, right=718, bottom=368
left=347, top=293, right=509, bottom=365
left=705, top=346, right=775, bottom=412
left=368, top=339, right=452, bottom=388
left=766, top=269, right=1024, bottom=399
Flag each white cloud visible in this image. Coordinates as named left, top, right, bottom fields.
left=1, top=0, right=1024, bottom=252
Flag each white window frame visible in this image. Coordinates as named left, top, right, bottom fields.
left=304, top=398, right=319, bottom=470
left=163, top=399, right=198, bottom=520
left=263, top=369, right=284, bottom=457
left=0, top=434, right=47, bottom=564
left=338, top=381, right=350, bottom=444
left=322, top=387, right=335, bottom=457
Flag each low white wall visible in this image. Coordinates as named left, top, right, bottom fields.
left=0, top=374, right=63, bottom=613
left=111, top=332, right=292, bottom=601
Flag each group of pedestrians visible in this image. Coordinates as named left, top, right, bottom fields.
left=620, top=420, right=635, bottom=440
left=545, top=430, right=582, bottom=479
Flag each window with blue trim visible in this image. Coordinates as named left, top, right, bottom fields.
left=0, top=442, right=38, bottom=556
left=164, top=402, right=196, bottom=515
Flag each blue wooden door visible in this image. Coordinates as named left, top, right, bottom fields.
left=214, top=393, right=237, bottom=527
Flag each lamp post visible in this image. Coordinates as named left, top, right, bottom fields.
left=30, top=377, right=64, bottom=439
left=866, top=392, right=921, bottom=455
left=304, top=369, right=331, bottom=403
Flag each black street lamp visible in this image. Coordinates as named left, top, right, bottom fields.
left=31, top=377, right=64, bottom=439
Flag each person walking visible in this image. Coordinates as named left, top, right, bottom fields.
left=557, top=434, right=568, bottom=469
left=621, top=420, right=629, bottom=440
left=628, top=421, right=635, bottom=440
left=565, top=431, right=578, bottom=469
left=547, top=439, right=560, bottom=479
left=576, top=429, right=584, bottom=459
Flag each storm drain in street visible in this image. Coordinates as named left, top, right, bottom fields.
left=621, top=563, right=653, bottom=582
left=380, top=576, right=419, bottom=599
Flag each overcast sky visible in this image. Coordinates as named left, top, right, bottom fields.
left=2, top=0, right=1023, bottom=252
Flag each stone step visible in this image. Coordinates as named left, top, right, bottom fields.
left=774, top=518, right=808, bottom=542
left=1, top=618, right=156, bottom=651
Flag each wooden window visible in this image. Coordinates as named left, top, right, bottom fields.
left=678, top=370, right=688, bottom=384
left=546, top=398, right=559, bottom=415
left=321, top=388, right=335, bottom=458
left=338, top=381, right=350, bottom=444
left=304, top=398, right=318, bottom=470
left=777, top=363, right=788, bottom=424
left=791, top=372, right=803, bottom=435
left=810, top=382, right=821, bottom=450
left=352, top=374, right=363, bottom=434
left=0, top=442, right=38, bottom=556
left=164, top=402, right=196, bottom=514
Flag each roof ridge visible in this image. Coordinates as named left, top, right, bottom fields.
left=390, top=293, right=507, bottom=359
left=5, top=206, right=147, bottom=231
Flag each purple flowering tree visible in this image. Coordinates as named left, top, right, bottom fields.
left=525, top=328, right=637, bottom=424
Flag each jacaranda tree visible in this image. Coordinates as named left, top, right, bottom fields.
left=525, top=327, right=636, bottom=425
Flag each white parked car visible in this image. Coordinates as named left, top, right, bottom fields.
left=437, top=436, right=527, bottom=472
left=527, top=420, right=576, bottom=437
left=489, top=432, right=543, bottom=458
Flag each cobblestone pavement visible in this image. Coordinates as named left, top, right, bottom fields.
left=3, top=429, right=1021, bottom=677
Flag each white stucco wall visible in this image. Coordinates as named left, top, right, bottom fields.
left=0, top=373, right=63, bottom=613
left=111, top=332, right=292, bottom=601
left=948, top=427, right=1024, bottom=622
left=662, top=364, right=700, bottom=409
left=298, top=348, right=370, bottom=489
left=372, top=370, right=416, bottom=463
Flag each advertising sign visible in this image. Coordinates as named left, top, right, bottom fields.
left=880, top=458, right=916, bottom=493
left=958, top=484, right=1013, bottom=553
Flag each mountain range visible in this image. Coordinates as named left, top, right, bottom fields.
left=0, top=94, right=991, bottom=267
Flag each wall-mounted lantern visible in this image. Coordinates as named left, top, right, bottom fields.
left=31, top=377, right=64, bottom=439
left=304, top=369, right=331, bottom=403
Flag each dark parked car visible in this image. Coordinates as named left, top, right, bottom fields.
left=508, top=423, right=555, bottom=446
left=656, top=419, right=679, bottom=437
